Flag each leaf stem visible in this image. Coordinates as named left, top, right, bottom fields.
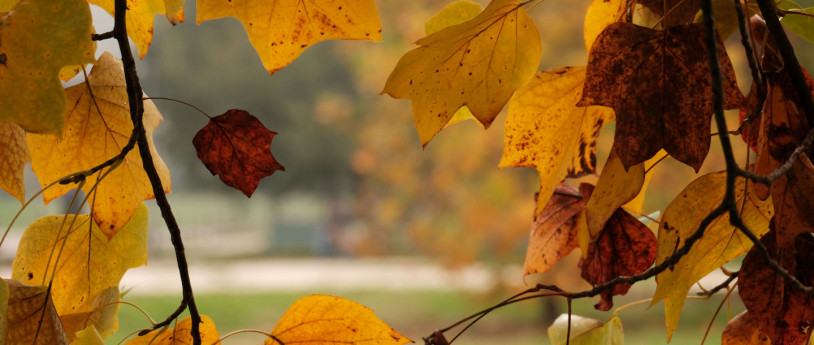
left=143, top=97, right=214, bottom=119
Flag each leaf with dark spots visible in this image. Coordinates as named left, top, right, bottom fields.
left=739, top=229, right=814, bottom=345
left=5, top=279, right=69, bottom=345
left=722, top=311, right=772, bottom=345
left=770, top=154, right=814, bottom=247
left=578, top=22, right=743, bottom=171
left=638, top=0, right=699, bottom=27
left=523, top=184, right=589, bottom=277
left=193, top=109, right=285, bottom=197
left=579, top=205, right=657, bottom=311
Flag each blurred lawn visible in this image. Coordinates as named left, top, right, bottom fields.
left=110, top=289, right=744, bottom=345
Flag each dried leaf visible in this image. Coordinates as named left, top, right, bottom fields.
left=6, top=279, right=69, bottom=345
left=197, top=0, right=381, bottom=75
left=193, top=109, right=285, bottom=197
left=578, top=22, right=742, bottom=170
left=89, top=0, right=184, bottom=58
left=579, top=206, right=657, bottom=310
left=739, top=230, right=814, bottom=345
left=0, top=0, right=95, bottom=135
left=722, top=311, right=772, bottom=345
left=771, top=154, right=814, bottom=247
left=27, top=53, right=171, bottom=237
left=523, top=185, right=587, bottom=277
left=265, top=295, right=411, bottom=345
left=125, top=315, right=220, bottom=345
left=638, top=0, right=700, bottom=27
left=0, top=122, right=29, bottom=204
left=383, top=0, right=541, bottom=145
left=652, top=171, right=773, bottom=339
left=500, top=66, right=613, bottom=213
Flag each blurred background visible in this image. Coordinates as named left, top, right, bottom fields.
left=5, top=0, right=814, bottom=343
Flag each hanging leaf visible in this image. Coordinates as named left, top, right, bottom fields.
left=739, top=230, right=814, bottom=345
left=59, top=287, right=120, bottom=341
left=523, top=185, right=588, bottom=277
left=6, top=279, right=69, bottom=345
left=638, top=0, right=700, bottom=27
left=12, top=204, right=148, bottom=339
left=265, top=295, right=411, bottom=345
left=193, top=109, right=285, bottom=197
left=125, top=315, right=220, bottom=345
left=0, top=122, right=29, bottom=204
left=722, top=311, right=772, bottom=345
left=547, top=314, right=624, bottom=345
left=583, top=0, right=626, bottom=52
left=500, top=66, right=613, bottom=213
left=584, top=149, right=646, bottom=237
left=770, top=154, right=814, bottom=247
left=27, top=52, right=171, bottom=237
left=383, top=0, right=542, bottom=145
left=197, top=0, right=382, bottom=75
left=578, top=22, right=742, bottom=170
left=74, top=326, right=106, bottom=345
left=652, top=171, right=773, bottom=340
left=0, top=0, right=94, bottom=135
left=579, top=202, right=657, bottom=310
left=88, top=0, right=184, bottom=58
left=779, top=0, right=814, bottom=45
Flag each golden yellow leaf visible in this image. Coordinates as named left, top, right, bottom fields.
left=583, top=0, right=626, bottom=52
left=6, top=279, right=70, bottom=345
left=652, top=171, right=773, bottom=340
left=197, top=0, right=381, bottom=75
left=28, top=52, right=171, bottom=237
left=0, top=0, right=15, bottom=11
left=584, top=149, right=646, bottom=237
left=74, top=326, right=106, bottom=345
left=88, top=0, right=184, bottom=58
left=500, top=67, right=613, bottom=214
left=11, top=204, right=148, bottom=339
left=0, top=0, right=95, bottom=135
left=60, top=287, right=120, bottom=341
left=383, top=0, right=541, bottom=145
left=622, top=151, right=667, bottom=215
left=125, top=315, right=220, bottom=345
left=266, top=294, right=411, bottom=345
left=0, top=122, right=30, bottom=204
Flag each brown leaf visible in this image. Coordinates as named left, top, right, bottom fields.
left=638, top=0, right=699, bottom=27
left=579, top=202, right=657, bottom=311
left=6, top=279, right=69, bottom=345
left=739, top=229, right=814, bottom=345
left=578, top=22, right=742, bottom=170
left=193, top=109, right=285, bottom=197
left=523, top=185, right=588, bottom=277
left=722, top=311, right=772, bottom=345
left=771, top=154, right=814, bottom=246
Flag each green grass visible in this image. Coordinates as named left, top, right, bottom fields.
left=109, top=290, right=743, bottom=345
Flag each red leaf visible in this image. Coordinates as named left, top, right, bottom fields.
left=193, top=109, right=285, bottom=197
left=739, top=229, right=814, bottom=345
left=579, top=202, right=657, bottom=311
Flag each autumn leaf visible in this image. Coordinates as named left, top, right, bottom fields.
left=383, top=0, right=542, bottom=145
left=193, top=109, right=285, bottom=197
left=583, top=0, right=626, bottom=51
left=500, top=66, right=613, bottom=213
left=652, top=171, right=773, bottom=340
left=578, top=22, right=742, bottom=170
left=579, top=202, right=657, bottom=310
left=779, top=0, right=814, bottom=44
left=5, top=279, right=69, bottom=345
left=770, top=154, right=814, bottom=247
left=12, top=204, right=148, bottom=339
left=584, top=149, right=647, bottom=238
left=739, top=230, right=814, bottom=345
left=59, top=287, right=120, bottom=341
left=197, top=0, right=381, bottom=75
left=547, top=314, right=624, bottom=345
left=0, top=0, right=94, bottom=135
left=74, top=326, right=106, bottom=345
left=265, top=294, right=411, bottom=345
left=125, top=315, right=220, bottom=345
left=523, top=185, right=588, bottom=277
left=722, top=311, right=772, bottom=345
left=638, top=0, right=700, bottom=27
left=27, top=52, right=171, bottom=237
left=0, top=122, right=30, bottom=204
left=89, top=0, right=184, bottom=58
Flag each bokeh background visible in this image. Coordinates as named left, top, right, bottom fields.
left=4, top=0, right=814, bottom=343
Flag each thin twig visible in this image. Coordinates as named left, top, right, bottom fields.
left=734, top=0, right=765, bottom=95
left=697, top=271, right=738, bottom=296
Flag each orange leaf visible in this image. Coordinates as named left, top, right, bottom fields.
left=578, top=22, right=742, bottom=170
left=125, top=315, right=220, bottom=345
left=265, top=295, right=411, bottom=345
left=523, top=185, right=588, bottom=277
left=193, top=109, right=285, bottom=197
left=722, top=311, right=771, bottom=345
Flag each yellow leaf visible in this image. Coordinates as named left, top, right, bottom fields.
left=28, top=52, right=171, bottom=237
left=266, top=295, right=411, bottom=345
left=197, top=0, right=382, bottom=75
left=88, top=0, right=184, bottom=58
left=0, top=122, right=30, bottom=204
left=425, top=0, right=483, bottom=35
left=652, top=171, right=773, bottom=340
left=59, top=287, right=120, bottom=341
left=500, top=67, right=613, bottom=214
left=0, top=0, right=95, bottom=135
left=6, top=279, right=70, bottom=345
left=74, top=326, right=106, bottom=345
left=0, top=0, right=15, bottom=11
left=125, top=315, right=220, bottom=345
left=584, top=0, right=626, bottom=52
left=584, top=149, right=646, bottom=237
left=622, top=151, right=667, bottom=215
left=547, top=314, right=624, bottom=345
left=0, top=278, right=7, bottom=343
left=11, top=204, right=148, bottom=339
left=383, top=0, right=542, bottom=145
